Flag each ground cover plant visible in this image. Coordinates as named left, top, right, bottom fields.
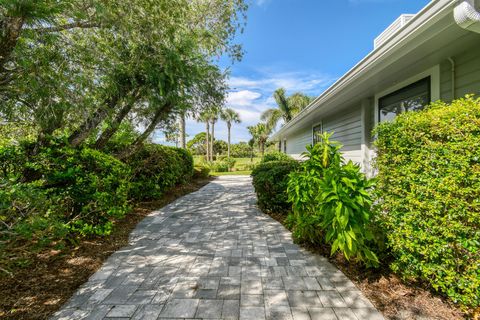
left=374, top=95, right=480, bottom=310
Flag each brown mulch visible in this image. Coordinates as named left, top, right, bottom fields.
left=0, top=177, right=213, bottom=320
left=267, top=212, right=468, bottom=320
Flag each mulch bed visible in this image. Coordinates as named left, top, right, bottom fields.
left=267, top=212, right=468, bottom=320
left=0, top=177, right=213, bottom=320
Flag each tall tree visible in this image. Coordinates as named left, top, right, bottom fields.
left=1, top=0, right=247, bottom=154
left=248, top=123, right=271, bottom=158
left=197, top=111, right=211, bottom=161
left=220, top=108, right=241, bottom=158
left=178, top=112, right=186, bottom=149
left=261, top=88, right=313, bottom=130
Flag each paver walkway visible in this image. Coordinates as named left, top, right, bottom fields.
left=52, top=176, right=383, bottom=320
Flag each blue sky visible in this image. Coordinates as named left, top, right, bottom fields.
left=155, top=0, right=431, bottom=145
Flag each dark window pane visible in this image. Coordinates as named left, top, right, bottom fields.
left=312, top=124, right=322, bottom=145
left=379, top=77, right=430, bottom=122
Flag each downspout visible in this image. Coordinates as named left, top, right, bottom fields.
left=447, top=57, right=455, bottom=100
left=454, top=0, right=480, bottom=33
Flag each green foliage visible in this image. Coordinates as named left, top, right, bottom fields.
left=126, top=144, right=193, bottom=200
left=0, top=140, right=131, bottom=239
left=287, top=132, right=379, bottom=267
left=251, top=160, right=300, bottom=214
left=373, top=95, right=480, bottom=308
left=193, top=166, right=211, bottom=179
left=261, top=151, right=292, bottom=163
left=230, top=142, right=253, bottom=158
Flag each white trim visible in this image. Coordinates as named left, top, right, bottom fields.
left=311, top=121, right=323, bottom=145
left=360, top=99, right=372, bottom=175
left=374, top=64, right=440, bottom=126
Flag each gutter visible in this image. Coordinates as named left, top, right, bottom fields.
left=454, top=0, right=480, bottom=33
left=271, top=0, right=457, bottom=141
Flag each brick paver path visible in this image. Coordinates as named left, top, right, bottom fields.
left=52, top=176, right=383, bottom=320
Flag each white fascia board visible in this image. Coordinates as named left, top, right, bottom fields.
left=271, top=0, right=456, bottom=141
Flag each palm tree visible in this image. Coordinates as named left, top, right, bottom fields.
left=197, top=111, right=211, bottom=161
left=261, top=88, right=313, bottom=130
left=220, top=108, right=241, bottom=158
left=248, top=123, right=271, bottom=158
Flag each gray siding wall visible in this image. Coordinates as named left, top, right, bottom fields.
left=323, top=106, right=363, bottom=165
left=440, top=42, right=480, bottom=101
left=285, top=126, right=311, bottom=156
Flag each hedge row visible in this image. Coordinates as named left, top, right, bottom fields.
left=374, top=95, right=480, bottom=308
left=251, top=159, right=300, bottom=214
left=0, top=140, right=194, bottom=241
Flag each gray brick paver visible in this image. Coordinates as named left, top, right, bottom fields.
left=52, top=176, right=382, bottom=319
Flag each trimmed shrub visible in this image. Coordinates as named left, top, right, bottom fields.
left=126, top=144, right=193, bottom=200
left=287, top=132, right=379, bottom=267
left=374, top=95, right=480, bottom=308
left=251, top=160, right=300, bottom=214
left=262, top=151, right=292, bottom=163
left=193, top=166, right=210, bottom=179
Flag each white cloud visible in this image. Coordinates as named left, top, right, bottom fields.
left=229, top=72, right=334, bottom=95
left=153, top=69, right=336, bottom=145
left=227, top=90, right=262, bottom=107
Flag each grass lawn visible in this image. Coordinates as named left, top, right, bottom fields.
left=211, top=170, right=252, bottom=176
left=194, top=156, right=261, bottom=175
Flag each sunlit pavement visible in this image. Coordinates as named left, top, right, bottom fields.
left=51, top=176, right=383, bottom=320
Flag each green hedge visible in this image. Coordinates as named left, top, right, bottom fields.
left=251, top=160, right=300, bottom=214
left=374, top=95, right=480, bottom=309
left=0, top=141, right=131, bottom=237
left=261, top=151, right=292, bottom=163
left=126, top=144, right=193, bottom=200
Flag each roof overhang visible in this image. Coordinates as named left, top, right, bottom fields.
left=271, top=0, right=471, bottom=140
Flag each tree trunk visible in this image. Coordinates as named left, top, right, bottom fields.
left=68, top=94, right=121, bottom=147
left=116, top=103, right=172, bottom=160
left=227, top=122, right=231, bottom=159
left=179, top=112, right=186, bottom=149
left=0, top=17, right=24, bottom=73
left=210, top=120, right=215, bottom=161
left=94, top=100, right=135, bottom=150
left=205, top=122, right=210, bottom=161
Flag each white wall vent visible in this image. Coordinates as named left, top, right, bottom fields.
left=374, top=14, right=415, bottom=49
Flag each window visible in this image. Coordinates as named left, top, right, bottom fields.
left=379, top=77, right=430, bottom=122
left=312, top=124, right=322, bottom=145
left=278, top=141, right=282, bottom=152
left=283, top=139, right=287, bottom=153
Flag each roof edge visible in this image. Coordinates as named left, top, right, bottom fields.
left=271, top=0, right=456, bottom=141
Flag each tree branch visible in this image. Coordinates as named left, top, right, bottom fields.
left=30, top=21, right=101, bottom=33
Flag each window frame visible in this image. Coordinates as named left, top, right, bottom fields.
left=312, top=121, right=323, bottom=145
left=374, top=65, right=440, bottom=126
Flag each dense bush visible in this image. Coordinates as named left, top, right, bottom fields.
left=287, top=133, right=378, bottom=266
left=261, top=151, right=292, bottom=163
left=0, top=141, right=131, bottom=238
left=126, top=144, right=193, bottom=200
left=374, top=96, right=480, bottom=308
left=251, top=160, right=300, bottom=214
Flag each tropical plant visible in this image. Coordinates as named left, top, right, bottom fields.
left=220, top=108, right=241, bottom=158
left=287, top=132, right=379, bottom=267
left=260, top=88, right=313, bottom=129
left=247, top=123, right=271, bottom=157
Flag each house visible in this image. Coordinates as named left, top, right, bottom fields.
left=271, top=0, right=480, bottom=175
